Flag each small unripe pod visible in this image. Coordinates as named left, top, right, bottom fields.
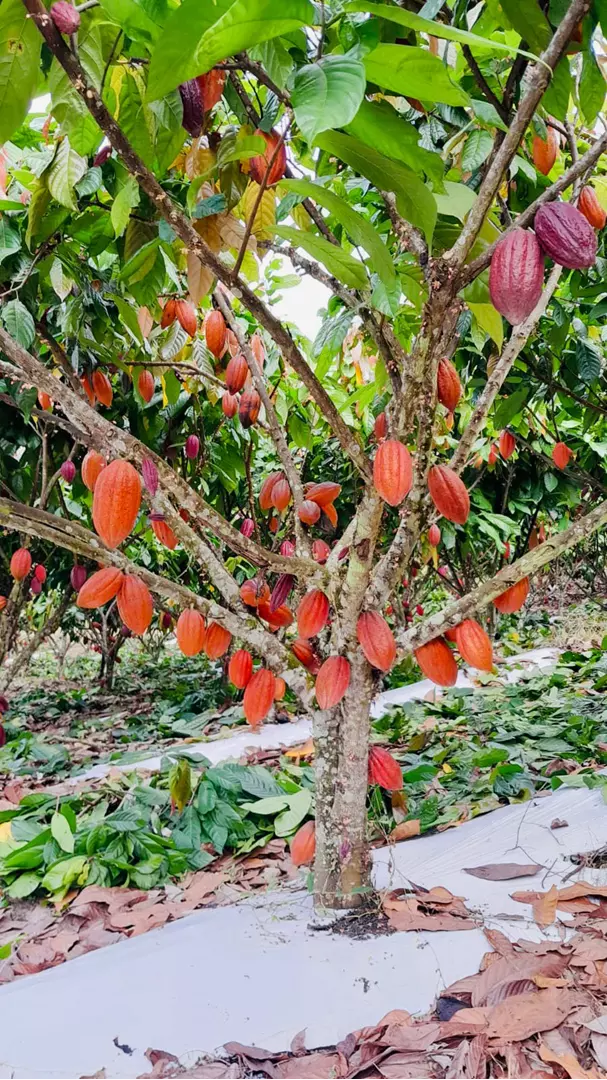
left=51, top=1, right=81, bottom=34
left=60, top=460, right=76, bottom=483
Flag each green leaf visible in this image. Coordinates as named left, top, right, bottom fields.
left=149, top=91, right=185, bottom=175
left=499, top=0, right=551, bottom=52
left=6, top=872, right=41, bottom=899
left=2, top=299, right=35, bottom=348
left=26, top=180, right=52, bottom=249
left=313, top=308, right=354, bottom=358
left=579, top=51, right=606, bottom=127
left=542, top=58, right=572, bottom=122
left=238, top=765, right=285, bottom=798
left=49, top=15, right=104, bottom=155
left=169, top=758, right=192, bottom=812
left=470, top=98, right=508, bottom=133
left=147, top=0, right=312, bottom=101
left=468, top=302, right=503, bottom=349
left=434, top=180, right=476, bottom=221
left=271, top=223, right=369, bottom=290
left=116, top=70, right=156, bottom=168
left=47, top=138, right=88, bottom=211
left=315, top=130, right=437, bottom=245
left=249, top=39, right=293, bottom=89
left=576, top=338, right=602, bottom=384
left=196, top=779, right=218, bottom=814
left=292, top=54, right=366, bottom=142
left=216, top=132, right=266, bottom=168
left=461, top=129, right=493, bottom=172
left=0, top=219, right=21, bottom=265
left=172, top=805, right=201, bottom=850
left=98, top=0, right=168, bottom=44
left=49, top=257, right=74, bottom=301
left=345, top=2, right=539, bottom=61
left=241, top=795, right=290, bottom=814
left=282, top=178, right=396, bottom=290
left=364, top=44, right=468, bottom=107
left=0, top=0, right=42, bottom=145
left=111, top=174, right=140, bottom=238
left=51, top=811, right=74, bottom=854
left=193, top=193, right=227, bottom=219
left=41, top=856, right=88, bottom=895
left=274, top=790, right=312, bottom=836
left=345, top=98, right=443, bottom=185
left=544, top=471, right=558, bottom=492
left=494, top=385, right=529, bottom=427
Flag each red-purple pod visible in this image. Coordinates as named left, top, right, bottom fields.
left=60, top=460, right=76, bottom=483
left=71, top=565, right=88, bottom=591
left=240, top=518, right=255, bottom=538
left=185, top=435, right=200, bottom=460
left=280, top=539, right=295, bottom=557
left=141, top=458, right=159, bottom=497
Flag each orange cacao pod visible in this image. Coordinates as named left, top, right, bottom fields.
left=117, top=575, right=153, bottom=635
left=205, top=621, right=232, bottom=659
left=499, top=430, right=516, bottom=459
left=532, top=127, right=559, bottom=175
left=323, top=502, right=337, bottom=528
left=428, top=523, right=441, bottom=547
left=251, top=332, right=265, bottom=368
left=151, top=518, right=178, bottom=550
left=374, top=411, right=387, bottom=441
left=415, top=637, right=458, bottom=686
left=249, top=129, right=286, bottom=187
left=240, top=578, right=270, bottom=607
left=493, top=577, right=530, bottom=614
left=138, top=369, right=155, bottom=403
left=81, top=375, right=96, bottom=405
left=196, top=68, right=226, bottom=112
left=81, top=450, right=106, bottom=492
left=444, top=626, right=459, bottom=643
left=175, top=299, right=197, bottom=337
left=259, top=471, right=282, bottom=511
left=92, top=369, right=113, bottom=408
left=77, top=566, right=124, bottom=608
left=92, top=460, right=142, bottom=548
left=225, top=353, right=248, bottom=394
left=290, top=820, right=315, bottom=866
left=228, top=649, right=253, bottom=689
left=305, top=481, right=341, bottom=507
left=239, top=389, right=261, bottom=428
left=257, top=603, right=293, bottom=629
left=357, top=611, right=396, bottom=671
left=160, top=297, right=177, bottom=329
left=578, top=186, right=606, bottom=230
left=205, top=310, right=226, bottom=358
left=297, top=590, right=329, bottom=638
left=37, top=389, right=52, bottom=411
left=226, top=328, right=239, bottom=357
left=298, top=500, right=321, bottom=525
left=437, top=358, right=461, bottom=412
left=0, top=596, right=7, bottom=612
left=368, top=746, right=403, bottom=791
left=271, top=477, right=291, bottom=512
left=489, top=227, right=544, bottom=325
left=274, top=676, right=286, bottom=701
left=243, top=668, right=276, bottom=726
left=176, top=609, right=206, bottom=656
left=488, top=444, right=498, bottom=466
left=292, top=637, right=320, bottom=674
left=552, top=441, right=573, bottom=469
left=455, top=619, right=493, bottom=672
left=373, top=439, right=413, bottom=506
left=10, top=548, right=32, bottom=581
left=222, top=391, right=238, bottom=418
left=427, top=465, right=470, bottom=525
left=315, top=655, right=350, bottom=709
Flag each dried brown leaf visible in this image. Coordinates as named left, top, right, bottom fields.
left=533, top=884, right=559, bottom=928
left=464, top=863, right=541, bottom=881
left=389, top=819, right=421, bottom=841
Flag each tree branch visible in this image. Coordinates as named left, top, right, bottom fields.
left=461, top=45, right=509, bottom=123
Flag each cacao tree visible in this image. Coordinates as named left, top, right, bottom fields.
left=1, top=0, right=607, bottom=909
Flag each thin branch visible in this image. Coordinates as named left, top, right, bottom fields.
left=461, top=45, right=509, bottom=123
left=35, top=317, right=85, bottom=395
left=232, top=127, right=288, bottom=280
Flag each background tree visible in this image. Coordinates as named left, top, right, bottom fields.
left=0, top=0, right=607, bottom=908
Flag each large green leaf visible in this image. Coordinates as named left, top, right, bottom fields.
left=346, top=98, right=443, bottom=186
left=434, top=180, right=476, bottom=221
left=271, top=223, right=369, bottom=290
left=494, top=385, right=529, bottom=427
left=542, top=57, right=572, bottom=122
left=315, top=130, right=437, bottom=245
left=0, top=220, right=21, bottom=265
left=346, top=2, right=539, bottom=61
left=49, top=14, right=104, bottom=155
left=47, top=138, right=87, bottom=211
left=460, top=129, right=493, bottom=172
left=98, top=0, right=168, bottom=44
left=579, top=51, right=606, bottom=128
left=148, top=0, right=312, bottom=101
left=2, top=299, right=35, bottom=348
left=292, top=54, right=366, bottom=142
left=0, top=0, right=41, bottom=145
left=499, top=0, right=551, bottom=52
left=364, top=44, right=468, bottom=106
left=274, top=790, right=312, bottom=836
left=282, top=178, right=396, bottom=290
left=116, top=69, right=156, bottom=168
left=149, top=91, right=185, bottom=175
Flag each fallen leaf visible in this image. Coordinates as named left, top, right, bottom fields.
left=485, top=988, right=585, bottom=1041
left=284, top=738, right=314, bottom=761
left=276, top=1052, right=340, bottom=1078
left=539, top=1028, right=595, bottom=1079
left=464, top=863, right=541, bottom=881
left=551, top=818, right=569, bottom=829
left=533, top=884, right=559, bottom=928
left=389, top=820, right=421, bottom=841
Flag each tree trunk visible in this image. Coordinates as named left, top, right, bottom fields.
left=313, top=651, right=374, bottom=910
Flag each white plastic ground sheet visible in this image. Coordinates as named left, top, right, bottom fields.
left=1, top=645, right=584, bottom=1080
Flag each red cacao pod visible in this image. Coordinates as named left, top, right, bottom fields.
left=222, top=391, right=238, bottom=418
left=323, top=502, right=338, bottom=529
left=161, top=297, right=177, bottom=329
left=357, top=611, right=396, bottom=671
left=532, top=127, right=558, bottom=175
left=578, top=186, right=606, bottom=230
left=534, top=202, right=597, bottom=269
left=92, top=369, right=113, bottom=408
left=305, top=481, right=341, bottom=507
left=427, top=523, right=441, bottom=547
left=0, top=697, right=7, bottom=715
left=315, top=655, right=350, bottom=709
left=374, top=411, right=387, bottom=440
left=494, top=577, right=530, bottom=614
left=312, top=539, right=331, bottom=564
left=240, top=517, right=254, bottom=538
left=243, top=668, right=276, bottom=726
left=205, top=310, right=226, bottom=358
left=81, top=374, right=96, bottom=405
left=290, top=820, right=315, bottom=866
left=0, top=597, right=7, bottom=612
left=552, top=441, right=573, bottom=469
left=274, top=676, right=286, bottom=701
left=488, top=444, right=498, bottom=466
left=291, top=637, right=321, bottom=674
left=455, top=619, right=493, bottom=672
left=10, top=548, right=31, bottom=581
left=240, top=578, right=270, bottom=607
left=499, top=430, right=516, bottom=460
left=373, top=439, right=413, bottom=506
left=205, top=621, right=232, bottom=659
left=51, top=1, right=80, bottom=34
left=117, top=575, right=153, bottom=635
left=175, top=299, right=197, bottom=337
left=138, top=370, right=155, bottom=403
left=239, top=389, right=261, bottom=428
left=70, top=565, right=87, bottom=592
left=251, top=333, right=265, bottom=368
left=489, top=228, right=544, bottom=325
left=77, top=567, right=124, bottom=608
left=258, top=603, right=293, bottom=629
left=228, top=649, right=253, bottom=689
left=176, top=609, right=206, bottom=656
left=280, top=539, right=295, bottom=557
left=415, top=637, right=458, bottom=686
left=178, top=79, right=203, bottom=138
left=437, top=358, right=461, bottom=412
left=368, top=746, right=403, bottom=791
left=196, top=68, right=226, bottom=112
left=297, top=590, right=329, bottom=638
left=185, top=434, right=200, bottom=460
left=141, top=458, right=158, bottom=497
left=92, top=460, right=141, bottom=548
left=249, top=130, right=287, bottom=187
left=93, top=145, right=111, bottom=168
left=298, top=500, right=321, bottom=525
left=226, top=329, right=239, bottom=357
left=60, top=460, right=76, bottom=483
left=259, top=472, right=282, bottom=511
left=34, top=564, right=46, bottom=583
left=269, top=573, right=294, bottom=612
left=428, top=465, right=470, bottom=525
left=81, top=450, right=106, bottom=492
left=151, top=518, right=178, bottom=550
left=225, top=353, right=248, bottom=395
left=30, top=578, right=42, bottom=596
left=271, top=477, right=291, bottom=512
left=37, top=390, right=52, bottom=411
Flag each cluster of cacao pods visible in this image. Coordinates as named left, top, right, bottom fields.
left=178, top=69, right=227, bottom=137
left=8, top=548, right=48, bottom=597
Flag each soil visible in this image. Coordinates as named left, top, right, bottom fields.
left=326, top=903, right=396, bottom=941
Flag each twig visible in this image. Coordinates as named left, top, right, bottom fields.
left=232, top=127, right=288, bottom=280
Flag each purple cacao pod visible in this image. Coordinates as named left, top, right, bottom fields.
left=51, top=1, right=81, bottom=33
left=0, top=695, right=8, bottom=715
left=71, top=565, right=88, bottom=591
left=142, top=457, right=159, bottom=496
left=240, top=518, right=255, bottom=538
left=30, top=578, right=42, bottom=595
left=489, top=227, right=545, bottom=325
left=185, top=434, right=200, bottom=460
left=60, top=459, right=76, bottom=483
left=280, top=539, right=295, bottom=557
left=534, top=201, right=597, bottom=269
left=93, top=144, right=111, bottom=168
left=178, top=80, right=203, bottom=138
left=269, top=573, right=294, bottom=613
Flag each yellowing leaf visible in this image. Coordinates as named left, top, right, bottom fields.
left=187, top=251, right=213, bottom=304
left=284, top=738, right=314, bottom=760
left=195, top=214, right=223, bottom=253
left=468, top=302, right=504, bottom=350
left=169, top=758, right=192, bottom=813
left=291, top=200, right=312, bottom=231
left=137, top=306, right=154, bottom=338
left=243, top=184, right=275, bottom=240
left=185, top=140, right=216, bottom=181
left=0, top=821, right=12, bottom=842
